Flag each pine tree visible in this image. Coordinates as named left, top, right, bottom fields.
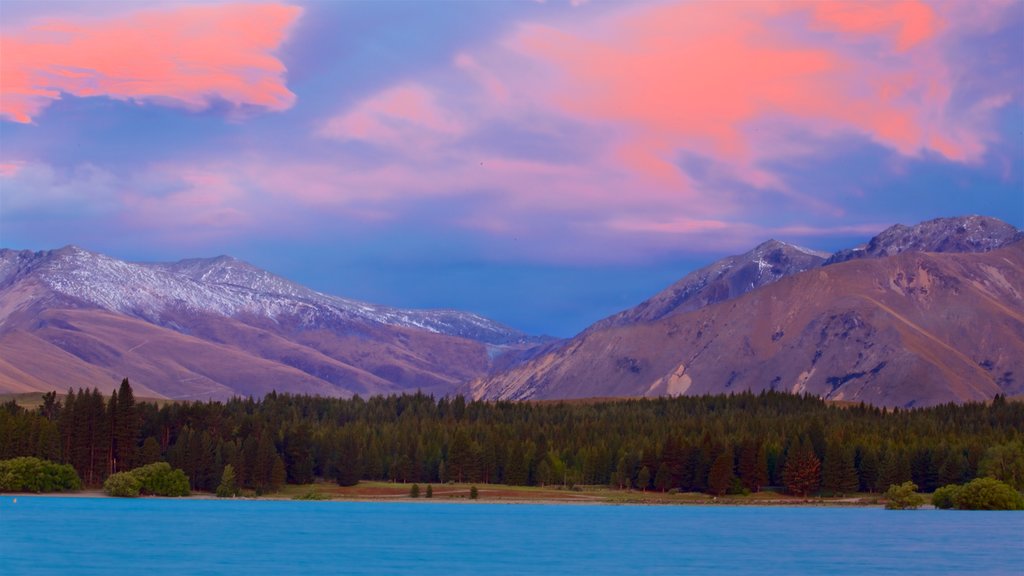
left=783, top=439, right=821, bottom=497
left=737, top=440, right=768, bottom=492
left=270, top=455, right=286, bottom=492
left=447, top=429, right=472, bottom=483
left=216, top=464, right=239, bottom=498
left=822, top=441, right=859, bottom=496
left=139, top=436, right=162, bottom=466
left=115, top=378, right=138, bottom=471
left=856, top=446, right=879, bottom=492
left=654, top=462, right=672, bottom=492
left=707, top=448, right=735, bottom=496
left=637, top=465, right=651, bottom=492
left=106, top=389, right=118, bottom=475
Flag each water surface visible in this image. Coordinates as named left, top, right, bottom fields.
left=1, top=498, right=1021, bottom=575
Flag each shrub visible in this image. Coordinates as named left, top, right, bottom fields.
left=104, top=472, right=141, bottom=497
left=130, top=462, right=191, bottom=497
left=884, top=481, right=924, bottom=510
left=0, top=457, right=81, bottom=493
left=425, top=485, right=433, bottom=498
left=470, top=485, right=479, bottom=500
left=931, top=484, right=960, bottom=510
left=952, top=477, right=1024, bottom=511
left=410, top=483, right=420, bottom=498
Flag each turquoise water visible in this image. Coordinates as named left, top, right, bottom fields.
left=1, top=498, right=1021, bottom=575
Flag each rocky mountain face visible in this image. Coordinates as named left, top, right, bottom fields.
left=590, top=240, right=829, bottom=331
left=471, top=216, right=1024, bottom=407
left=825, top=215, right=1023, bottom=265
left=0, top=247, right=541, bottom=400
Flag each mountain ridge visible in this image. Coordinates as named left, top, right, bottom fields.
left=0, top=246, right=544, bottom=400
left=470, top=216, right=1024, bottom=406
left=2, top=215, right=1021, bottom=406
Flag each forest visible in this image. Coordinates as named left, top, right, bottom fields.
left=1, top=379, right=1022, bottom=497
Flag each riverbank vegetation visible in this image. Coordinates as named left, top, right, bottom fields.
left=2, top=382, right=1022, bottom=506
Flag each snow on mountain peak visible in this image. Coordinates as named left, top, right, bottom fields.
left=0, top=247, right=536, bottom=345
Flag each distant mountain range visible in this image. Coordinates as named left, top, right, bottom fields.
left=0, top=246, right=543, bottom=400
left=468, top=216, right=1024, bottom=407
left=2, top=215, right=1021, bottom=406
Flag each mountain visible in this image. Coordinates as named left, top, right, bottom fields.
left=590, top=240, right=828, bottom=331
left=825, top=215, right=1023, bottom=265
left=471, top=217, right=1024, bottom=407
left=0, top=246, right=542, bottom=400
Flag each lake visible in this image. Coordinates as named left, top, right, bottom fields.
left=1, top=498, right=1021, bottom=575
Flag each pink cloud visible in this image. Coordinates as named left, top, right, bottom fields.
left=317, top=84, right=465, bottom=151
left=810, top=1, right=941, bottom=51
left=0, top=3, right=302, bottom=123
left=0, top=162, right=24, bottom=177
left=506, top=0, right=994, bottom=187
left=454, top=53, right=510, bottom=105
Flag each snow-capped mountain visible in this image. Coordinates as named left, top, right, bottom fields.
left=0, top=246, right=535, bottom=345
left=0, top=247, right=542, bottom=400
left=825, top=215, right=1023, bottom=265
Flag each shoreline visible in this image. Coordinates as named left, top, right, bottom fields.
left=2, top=487, right=888, bottom=508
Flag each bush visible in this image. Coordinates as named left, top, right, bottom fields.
left=931, top=484, right=960, bottom=510
left=470, top=485, right=479, bottom=499
left=425, top=485, right=433, bottom=498
left=884, top=481, right=924, bottom=510
left=410, top=483, right=420, bottom=498
left=130, top=462, right=191, bottom=497
left=104, top=472, right=141, bottom=497
left=0, top=457, right=81, bottom=493
left=952, top=477, right=1024, bottom=511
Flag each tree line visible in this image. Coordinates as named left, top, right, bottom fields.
left=1, top=381, right=1022, bottom=496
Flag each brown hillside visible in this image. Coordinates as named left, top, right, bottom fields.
left=471, top=242, right=1024, bottom=407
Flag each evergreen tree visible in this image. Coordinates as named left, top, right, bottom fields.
left=878, top=448, right=911, bottom=489
left=782, top=439, right=821, bottom=497
left=335, top=432, right=363, bottom=487
left=707, top=448, right=735, bottom=496
left=139, top=436, right=162, bottom=466
left=447, top=429, right=472, bottom=483
left=856, top=446, right=879, bottom=493
left=822, top=441, right=858, bottom=496
left=637, top=465, right=651, bottom=492
left=654, top=462, right=672, bottom=492
left=737, top=441, right=768, bottom=492
left=115, top=378, right=138, bottom=472
left=270, top=455, right=286, bottom=492
left=216, top=464, right=239, bottom=498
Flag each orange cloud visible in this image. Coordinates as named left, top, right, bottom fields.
left=0, top=3, right=302, bottom=123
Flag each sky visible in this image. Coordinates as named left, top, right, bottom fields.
left=1, top=0, right=1022, bottom=337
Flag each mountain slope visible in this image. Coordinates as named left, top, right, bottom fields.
left=471, top=217, right=1024, bottom=407
left=591, top=240, right=828, bottom=331
left=471, top=241, right=1024, bottom=406
left=0, top=247, right=539, bottom=399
